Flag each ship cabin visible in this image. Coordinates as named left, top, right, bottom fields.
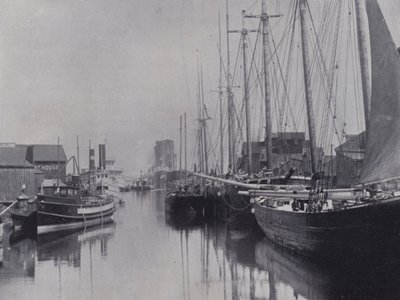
left=39, top=184, right=79, bottom=201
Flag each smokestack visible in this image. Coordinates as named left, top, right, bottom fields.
left=89, top=148, right=96, bottom=171
left=99, top=144, right=106, bottom=170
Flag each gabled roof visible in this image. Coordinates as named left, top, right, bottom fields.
left=31, top=145, right=67, bottom=162
left=0, top=147, right=33, bottom=168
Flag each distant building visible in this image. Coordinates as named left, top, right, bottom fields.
left=335, top=132, right=366, bottom=188
left=25, top=144, right=67, bottom=181
left=154, top=139, right=175, bottom=170
left=239, top=132, right=308, bottom=174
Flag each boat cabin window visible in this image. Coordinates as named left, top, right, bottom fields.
left=42, top=186, right=78, bottom=197
left=96, top=185, right=109, bottom=191
left=67, top=189, right=78, bottom=196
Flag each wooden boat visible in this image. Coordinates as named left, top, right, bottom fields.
left=165, top=184, right=205, bottom=219
left=10, top=193, right=37, bottom=233
left=253, top=0, right=400, bottom=257
left=37, top=176, right=115, bottom=235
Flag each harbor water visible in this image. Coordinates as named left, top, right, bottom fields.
left=1, top=191, right=400, bottom=299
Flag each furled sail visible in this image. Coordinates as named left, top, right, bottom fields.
left=359, top=0, right=400, bottom=183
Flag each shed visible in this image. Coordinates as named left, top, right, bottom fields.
left=0, top=147, right=35, bottom=200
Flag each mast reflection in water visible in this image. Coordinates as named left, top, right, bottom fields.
left=0, top=191, right=400, bottom=299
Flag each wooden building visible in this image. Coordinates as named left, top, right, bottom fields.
left=0, top=147, right=35, bottom=200
left=239, top=132, right=307, bottom=174
left=25, top=145, right=67, bottom=181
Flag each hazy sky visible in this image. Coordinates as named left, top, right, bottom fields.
left=0, top=0, right=398, bottom=176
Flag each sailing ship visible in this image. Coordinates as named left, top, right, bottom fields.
left=196, top=0, right=314, bottom=227
left=251, top=0, right=400, bottom=256
left=165, top=113, right=206, bottom=219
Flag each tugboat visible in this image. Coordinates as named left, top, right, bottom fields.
left=37, top=175, right=115, bottom=235
left=132, top=178, right=152, bottom=191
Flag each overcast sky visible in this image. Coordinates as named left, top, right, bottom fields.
left=0, top=0, right=398, bottom=176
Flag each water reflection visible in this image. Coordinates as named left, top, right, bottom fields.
left=255, top=237, right=400, bottom=299
left=37, top=222, right=116, bottom=267
left=1, top=190, right=400, bottom=299
left=1, top=226, right=36, bottom=280
left=166, top=195, right=400, bottom=300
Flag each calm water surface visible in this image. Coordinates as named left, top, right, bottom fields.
left=1, top=191, right=400, bottom=299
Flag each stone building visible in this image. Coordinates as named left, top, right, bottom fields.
left=154, top=139, right=175, bottom=170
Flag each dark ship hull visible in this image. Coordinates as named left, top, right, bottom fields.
left=37, top=196, right=115, bottom=235
left=165, top=192, right=205, bottom=219
left=204, top=176, right=309, bottom=229
left=204, top=184, right=257, bottom=228
left=10, top=205, right=37, bottom=233
left=254, top=196, right=400, bottom=257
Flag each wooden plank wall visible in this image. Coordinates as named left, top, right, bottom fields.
left=0, top=168, right=35, bottom=201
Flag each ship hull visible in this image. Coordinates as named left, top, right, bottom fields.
left=37, top=199, right=115, bottom=235
left=10, top=207, right=37, bottom=233
left=165, top=193, right=205, bottom=218
left=254, top=197, right=400, bottom=257
left=204, top=184, right=258, bottom=229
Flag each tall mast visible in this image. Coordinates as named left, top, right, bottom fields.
left=218, top=11, right=224, bottom=174
left=184, top=112, right=187, bottom=184
left=242, top=10, right=252, bottom=174
left=88, top=139, right=91, bottom=188
left=299, top=0, right=317, bottom=174
left=226, top=0, right=236, bottom=173
left=179, top=114, right=182, bottom=184
left=197, top=63, right=204, bottom=173
left=57, top=137, right=60, bottom=186
left=245, top=1, right=279, bottom=171
left=200, top=63, right=209, bottom=174
left=354, top=0, right=371, bottom=135
left=76, top=135, right=80, bottom=175
left=262, top=0, right=273, bottom=170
